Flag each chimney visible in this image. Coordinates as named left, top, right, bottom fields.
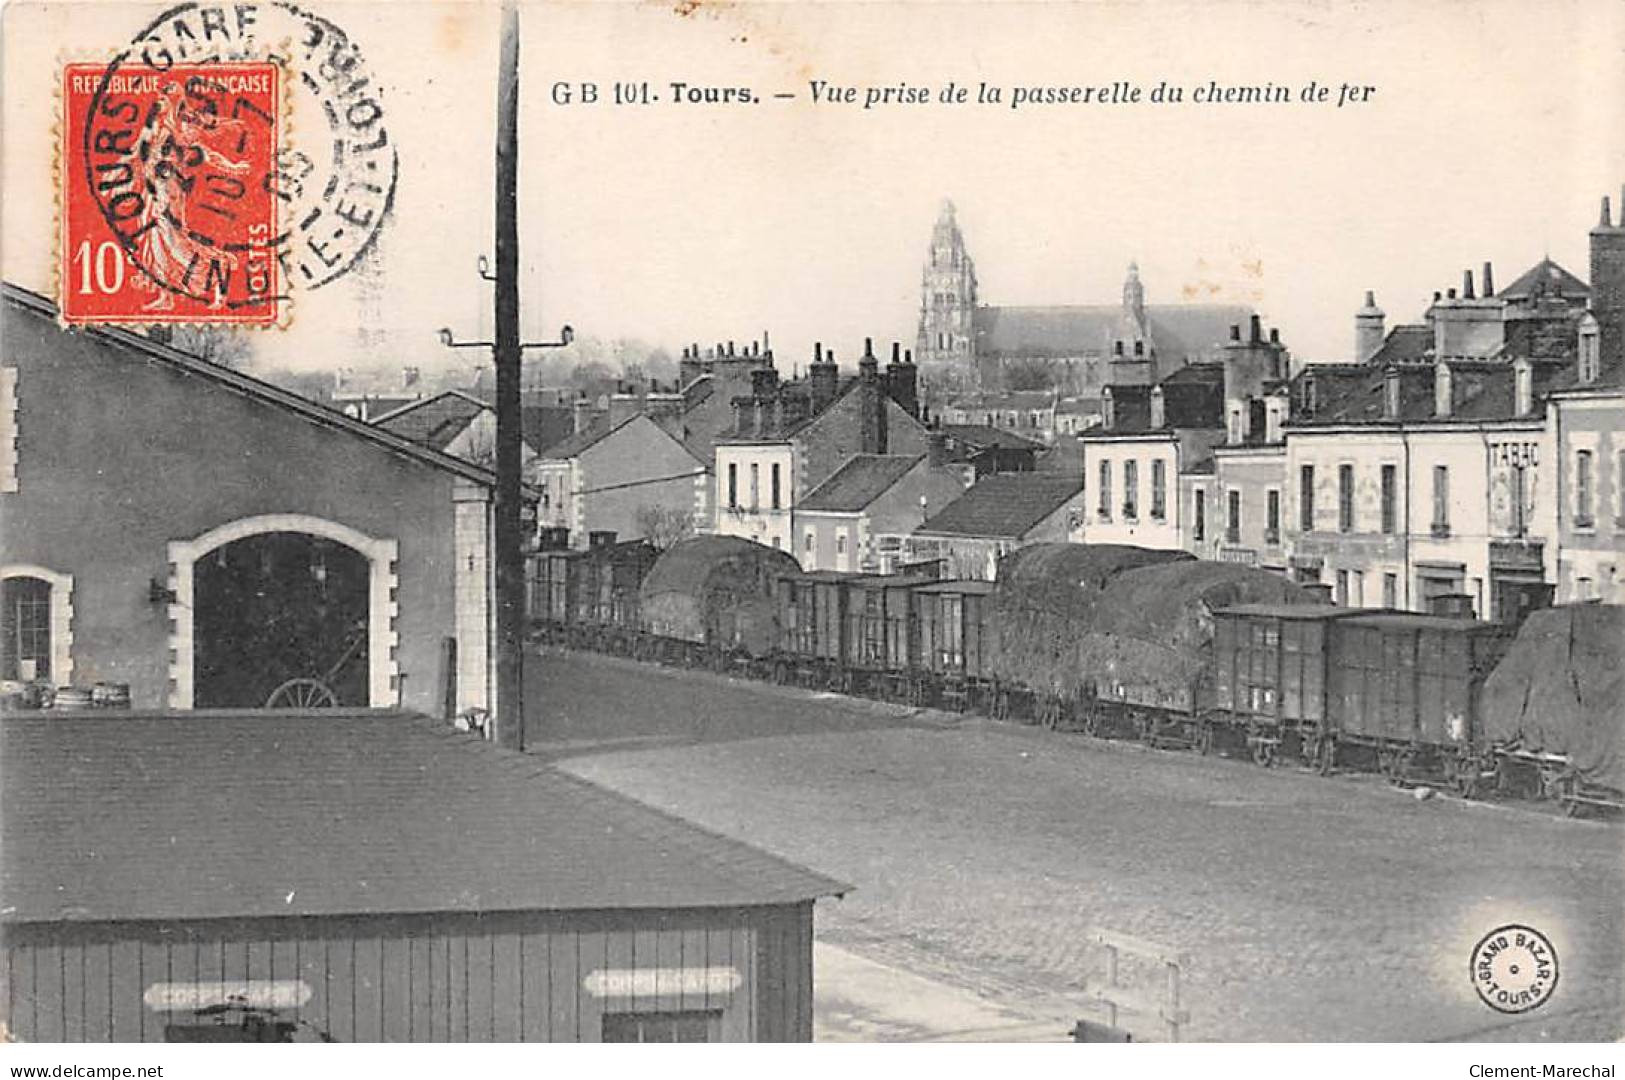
left=1514, top=357, right=1533, bottom=417
left=1229, top=324, right=1242, bottom=342
left=887, top=341, right=919, bottom=419
left=572, top=393, right=593, bottom=434
left=1355, top=290, right=1386, bottom=362
left=1482, top=261, right=1495, bottom=298
left=1384, top=367, right=1401, bottom=420
left=859, top=339, right=887, bottom=454
left=1434, top=362, right=1453, bottom=418
left=809, top=342, right=839, bottom=412
left=762, top=330, right=771, bottom=358
left=1591, top=183, right=1625, bottom=368
left=1249, top=314, right=1262, bottom=344
left=927, top=431, right=947, bottom=468
left=1463, top=269, right=1475, bottom=300
left=1149, top=385, right=1166, bottom=429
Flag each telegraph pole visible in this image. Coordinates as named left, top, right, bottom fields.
left=493, top=0, right=525, bottom=749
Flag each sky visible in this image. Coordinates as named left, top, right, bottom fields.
left=5, top=0, right=1624, bottom=378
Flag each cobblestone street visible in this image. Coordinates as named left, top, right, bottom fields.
left=527, top=649, right=1624, bottom=1042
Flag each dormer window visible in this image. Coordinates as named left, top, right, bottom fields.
left=1301, top=374, right=1317, bottom=415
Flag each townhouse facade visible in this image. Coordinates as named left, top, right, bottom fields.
left=714, top=341, right=929, bottom=555
left=795, top=453, right=970, bottom=573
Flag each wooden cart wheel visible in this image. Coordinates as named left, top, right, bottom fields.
left=1316, top=736, right=1337, bottom=776
left=265, top=678, right=339, bottom=709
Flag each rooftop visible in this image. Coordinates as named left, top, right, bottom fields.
left=372, top=390, right=489, bottom=452
left=1, top=711, right=848, bottom=924
left=915, top=473, right=1083, bottom=539
left=798, top=454, right=923, bottom=513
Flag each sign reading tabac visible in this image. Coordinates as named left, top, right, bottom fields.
left=60, top=61, right=281, bottom=325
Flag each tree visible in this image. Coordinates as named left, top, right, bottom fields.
left=635, top=504, right=694, bottom=550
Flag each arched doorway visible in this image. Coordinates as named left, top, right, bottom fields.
left=168, top=515, right=398, bottom=709
left=193, top=533, right=370, bottom=708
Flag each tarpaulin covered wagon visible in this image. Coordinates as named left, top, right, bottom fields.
left=987, top=543, right=1192, bottom=723
left=639, top=536, right=801, bottom=672
left=1082, top=561, right=1316, bottom=748
left=1480, top=604, right=1625, bottom=814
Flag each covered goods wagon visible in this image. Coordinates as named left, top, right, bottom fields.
left=639, top=536, right=801, bottom=669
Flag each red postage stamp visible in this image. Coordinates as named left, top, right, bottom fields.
left=59, top=61, right=282, bottom=326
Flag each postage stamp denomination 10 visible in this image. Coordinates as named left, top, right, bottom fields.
left=61, top=61, right=282, bottom=325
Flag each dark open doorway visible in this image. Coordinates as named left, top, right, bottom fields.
left=194, top=532, right=369, bottom=708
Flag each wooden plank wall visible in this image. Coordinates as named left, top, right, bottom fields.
left=1, top=903, right=814, bottom=1043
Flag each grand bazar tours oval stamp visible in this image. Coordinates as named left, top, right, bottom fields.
left=1470, top=924, right=1559, bottom=1015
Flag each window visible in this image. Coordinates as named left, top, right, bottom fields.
left=804, top=529, right=815, bottom=554
left=2, top=576, right=51, bottom=681
left=1226, top=489, right=1241, bottom=544
left=602, top=1011, right=719, bottom=1043
left=1336, top=569, right=1349, bottom=606
left=749, top=463, right=760, bottom=510
left=1151, top=460, right=1167, bottom=519
left=1265, top=489, right=1280, bottom=545
left=1123, top=460, right=1138, bottom=519
left=727, top=463, right=738, bottom=509
left=1299, top=465, right=1315, bottom=532
left=770, top=463, right=782, bottom=510
left=1432, top=465, right=1450, bottom=536
left=1338, top=464, right=1354, bottom=533
left=836, top=531, right=846, bottom=555
left=1619, top=451, right=1625, bottom=524
left=1098, top=460, right=1112, bottom=518
left=1576, top=450, right=1594, bottom=526
left=1193, top=489, right=1206, bottom=542
left=1380, top=465, right=1396, bottom=535
left=1352, top=571, right=1365, bottom=607
left=1383, top=573, right=1398, bottom=609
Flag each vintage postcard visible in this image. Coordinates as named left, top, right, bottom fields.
left=2, top=0, right=1623, bottom=1062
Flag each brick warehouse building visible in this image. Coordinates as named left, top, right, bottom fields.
left=0, top=711, right=846, bottom=1041
left=0, top=284, right=506, bottom=718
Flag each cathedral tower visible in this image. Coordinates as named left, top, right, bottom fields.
left=915, top=200, right=978, bottom=391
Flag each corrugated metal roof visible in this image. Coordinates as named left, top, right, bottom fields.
left=1, top=711, right=848, bottom=924
left=798, top=454, right=921, bottom=512
left=914, top=474, right=1083, bottom=539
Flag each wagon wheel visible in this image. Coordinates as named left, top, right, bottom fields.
left=1315, top=736, right=1337, bottom=776
left=265, top=678, right=339, bottom=709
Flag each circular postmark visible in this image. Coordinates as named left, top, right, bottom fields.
left=84, top=1, right=396, bottom=308
left=1470, top=924, right=1558, bottom=1015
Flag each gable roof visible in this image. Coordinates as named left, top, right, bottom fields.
left=538, top=413, right=643, bottom=460
left=974, top=303, right=1252, bottom=363
left=2, top=282, right=497, bottom=487
left=1497, top=258, right=1589, bottom=303
left=372, top=390, right=490, bottom=451
left=521, top=403, right=574, bottom=455
left=915, top=473, right=1083, bottom=539
left=1367, top=324, right=1434, bottom=366
left=799, top=454, right=923, bottom=513
left=1, top=711, right=847, bottom=924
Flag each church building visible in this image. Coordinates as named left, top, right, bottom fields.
left=914, top=200, right=1254, bottom=402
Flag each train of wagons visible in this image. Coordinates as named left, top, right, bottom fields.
left=526, top=534, right=1623, bottom=816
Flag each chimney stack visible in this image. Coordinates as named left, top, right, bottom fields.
left=1229, top=324, right=1241, bottom=342
left=1249, top=314, right=1263, bottom=343
left=1463, top=269, right=1475, bottom=300
left=1603, top=195, right=1614, bottom=228
left=1482, top=261, right=1495, bottom=298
